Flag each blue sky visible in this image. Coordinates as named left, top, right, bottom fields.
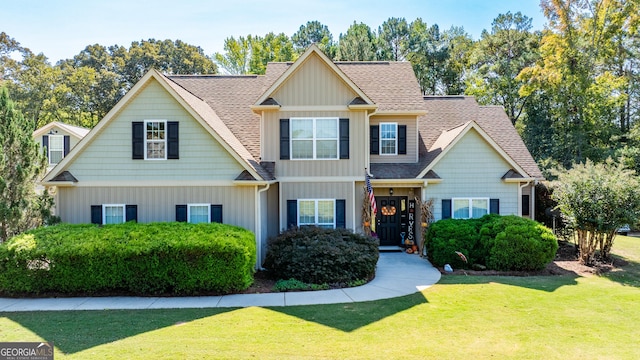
left=4, top=0, right=546, bottom=63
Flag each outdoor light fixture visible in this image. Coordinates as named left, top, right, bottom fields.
left=389, top=188, right=394, bottom=196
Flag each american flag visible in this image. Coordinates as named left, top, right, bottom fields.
left=366, top=172, right=377, bottom=215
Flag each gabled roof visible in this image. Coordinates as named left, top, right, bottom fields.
left=254, top=44, right=375, bottom=108
left=43, top=69, right=274, bottom=184
left=33, top=121, right=90, bottom=139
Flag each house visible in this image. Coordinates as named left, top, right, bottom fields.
left=33, top=121, right=90, bottom=171
left=41, top=45, right=543, bottom=265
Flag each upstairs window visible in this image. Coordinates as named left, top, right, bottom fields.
left=380, top=123, right=397, bottom=155
left=290, top=118, right=338, bottom=160
left=48, top=135, right=64, bottom=164
left=145, top=120, right=166, bottom=160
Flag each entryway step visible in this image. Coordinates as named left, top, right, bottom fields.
left=379, top=246, right=404, bottom=252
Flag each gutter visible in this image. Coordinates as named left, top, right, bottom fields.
left=255, top=183, right=271, bottom=270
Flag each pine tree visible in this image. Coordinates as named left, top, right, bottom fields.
left=0, top=87, right=48, bottom=242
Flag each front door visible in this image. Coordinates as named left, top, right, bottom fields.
left=376, top=197, right=402, bottom=246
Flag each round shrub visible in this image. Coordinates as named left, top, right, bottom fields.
left=485, top=219, right=558, bottom=271
left=263, top=227, right=379, bottom=284
left=424, top=218, right=482, bottom=269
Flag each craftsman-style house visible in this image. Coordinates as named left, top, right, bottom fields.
left=42, top=45, right=543, bottom=265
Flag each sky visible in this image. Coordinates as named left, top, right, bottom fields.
left=4, top=0, right=546, bottom=64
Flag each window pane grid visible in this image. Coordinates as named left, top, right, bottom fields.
left=189, top=205, right=209, bottom=224
left=145, top=121, right=166, bottom=159
left=104, top=205, right=124, bottom=224
left=291, top=118, right=338, bottom=160
left=298, top=200, right=335, bottom=228
left=49, top=135, right=64, bottom=164
left=379, top=123, right=397, bottom=155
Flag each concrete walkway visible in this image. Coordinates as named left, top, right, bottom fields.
left=0, top=252, right=441, bottom=312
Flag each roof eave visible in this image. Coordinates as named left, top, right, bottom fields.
left=251, top=105, right=281, bottom=113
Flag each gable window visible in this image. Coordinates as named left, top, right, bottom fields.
left=380, top=123, right=397, bottom=155
left=290, top=118, right=338, bottom=160
left=298, top=199, right=336, bottom=228
left=145, top=120, right=166, bottom=160
left=48, top=135, right=65, bottom=164
left=452, top=198, right=489, bottom=219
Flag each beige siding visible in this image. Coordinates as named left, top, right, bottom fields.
left=262, top=110, right=368, bottom=178
left=58, top=186, right=256, bottom=231
left=35, top=126, right=83, bottom=149
left=272, top=54, right=357, bottom=106
left=66, top=79, right=244, bottom=181
left=280, top=181, right=354, bottom=231
left=427, top=129, right=519, bottom=219
left=370, top=115, right=418, bottom=163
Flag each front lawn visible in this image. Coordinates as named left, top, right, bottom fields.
left=1, top=236, right=639, bottom=359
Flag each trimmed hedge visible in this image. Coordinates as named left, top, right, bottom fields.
left=0, top=222, right=256, bottom=296
left=264, top=227, right=379, bottom=284
left=425, top=215, right=557, bottom=271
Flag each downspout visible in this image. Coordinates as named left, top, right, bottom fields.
left=531, top=180, right=537, bottom=221
left=518, top=181, right=532, bottom=217
left=255, top=183, right=271, bottom=270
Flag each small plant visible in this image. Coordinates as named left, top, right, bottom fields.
left=273, top=278, right=329, bottom=292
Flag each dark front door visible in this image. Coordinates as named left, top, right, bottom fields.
left=377, top=197, right=402, bottom=246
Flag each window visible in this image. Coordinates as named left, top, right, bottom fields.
left=188, top=204, right=210, bottom=224
left=452, top=198, right=489, bottom=219
left=47, top=135, right=64, bottom=164
left=103, top=204, right=125, bottom=224
left=380, top=123, right=397, bottom=155
left=298, top=199, right=335, bottom=228
left=145, top=120, right=166, bottom=160
left=290, top=118, right=338, bottom=160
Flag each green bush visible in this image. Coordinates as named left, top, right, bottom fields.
left=263, top=227, right=378, bottom=284
left=425, top=215, right=557, bottom=271
left=0, top=222, right=256, bottom=296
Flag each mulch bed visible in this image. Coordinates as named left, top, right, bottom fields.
left=439, top=240, right=626, bottom=277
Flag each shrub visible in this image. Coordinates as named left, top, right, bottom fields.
left=264, top=227, right=378, bottom=284
left=425, top=215, right=557, bottom=271
left=0, top=222, right=256, bottom=296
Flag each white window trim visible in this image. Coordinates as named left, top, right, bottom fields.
left=48, top=134, right=64, bottom=165
left=452, top=197, right=490, bottom=219
left=298, top=199, right=336, bottom=228
left=102, top=204, right=126, bottom=225
left=290, top=117, right=339, bottom=160
left=379, top=122, right=398, bottom=156
left=144, top=119, right=167, bottom=161
left=187, top=203, right=211, bottom=223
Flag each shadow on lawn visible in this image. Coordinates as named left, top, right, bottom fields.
left=272, top=292, right=429, bottom=333
left=3, top=307, right=234, bottom=355
left=600, top=255, right=640, bottom=288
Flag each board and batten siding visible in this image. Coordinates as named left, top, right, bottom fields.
left=57, top=186, right=256, bottom=231
left=427, top=128, right=519, bottom=219
left=280, top=181, right=354, bottom=230
left=369, top=115, right=418, bottom=164
left=262, top=110, right=368, bottom=178
left=271, top=54, right=357, bottom=106
left=66, top=79, right=244, bottom=181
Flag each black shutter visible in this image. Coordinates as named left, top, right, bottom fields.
left=63, top=135, right=70, bottom=157
left=125, top=205, right=138, bottom=222
left=490, top=199, right=500, bottom=214
left=287, top=200, right=297, bottom=228
left=442, top=199, right=452, bottom=219
left=132, top=122, right=144, bottom=159
left=370, top=125, right=379, bottom=155
left=521, top=195, right=530, bottom=216
left=42, top=135, right=49, bottom=161
left=176, top=205, right=187, bottom=222
left=280, top=119, right=290, bottom=160
left=167, top=121, right=179, bottom=159
left=91, top=205, right=102, bottom=224
left=336, top=199, right=346, bottom=228
left=211, top=205, right=223, bottom=223
left=398, top=125, right=407, bottom=155
left=339, top=118, right=349, bottom=159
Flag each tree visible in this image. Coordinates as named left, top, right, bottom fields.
left=0, top=87, right=49, bottom=242
left=406, top=19, right=447, bottom=95
left=337, top=22, right=377, bottom=61
left=292, top=21, right=335, bottom=56
left=214, top=36, right=252, bottom=74
left=552, top=159, right=640, bottom=264
left=248, top=32, right=296, bottom=75
left=466, top=12, right=540, bottom=124
left=377, top=17, right=409, bottom=61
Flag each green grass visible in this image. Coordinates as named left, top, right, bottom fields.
left=1, top=236, right=639, bottom=359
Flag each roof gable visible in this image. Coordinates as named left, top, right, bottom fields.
left=43, top=70, right=271, bottom=183
left=255, top=44, right=374, bottom=107
left=33, top=121, right=90, bottom=139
